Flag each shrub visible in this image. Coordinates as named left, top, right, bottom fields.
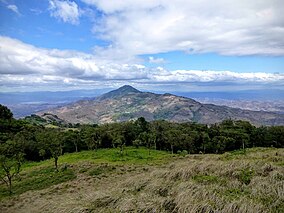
left=237, top=168, right=254, bottom=185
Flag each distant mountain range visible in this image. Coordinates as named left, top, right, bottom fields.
left=37, top=85, right=284, bottom=126
left=0, top=89, right=108, bottom=118
left=195, top=98, right=284, bottom=115
left=2, top=88, right=284, bottom=118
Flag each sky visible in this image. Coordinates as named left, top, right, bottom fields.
left=0, top=0, right=284, bottom=93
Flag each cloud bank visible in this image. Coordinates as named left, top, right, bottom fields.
left=0, top=36, right=283, bottom=92
left=81, top=0, right=284, bottom=57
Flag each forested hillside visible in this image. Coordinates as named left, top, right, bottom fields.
left=1, top=104, right=283, bottom=164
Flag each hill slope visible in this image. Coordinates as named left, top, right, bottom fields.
left=38, top=85, right=284, bottom=126
left=0, top=148, right=283, bottom=213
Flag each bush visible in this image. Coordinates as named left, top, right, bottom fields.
left=177, top=150, right=188, bottom=157
left=237, top=168, right=254, bottom=185
left=181, top=150, right=188, bottom=157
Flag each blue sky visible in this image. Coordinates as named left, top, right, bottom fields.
left=143, top=52, right=284, bottom=73
left=0, top=0, right=283, bottom=93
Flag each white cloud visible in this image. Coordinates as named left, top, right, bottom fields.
left=82, top=0, right=160, bottom=13
left=30, top=8, right=43, bottom=15
left=49, top=0, right=80, bottom=25
left=0, top=36, right=148, bottom=81
left=7, top=4, right=21, bottom=15
left=82, top=0, right=284, bottom=57
left=149, top=56, right=165, bottom=64
left=151, top=70, right=284, bottom=83
left=0, top=36, right=283, bottom=92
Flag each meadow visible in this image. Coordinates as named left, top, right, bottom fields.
left=0, top=147, right=283, bottom=213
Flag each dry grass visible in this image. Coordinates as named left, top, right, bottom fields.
left=0, top=148, right=283, bottom=213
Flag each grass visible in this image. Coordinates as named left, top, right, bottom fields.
left=0, top=166, right=76, bottom=199
left=59, top=147, right=172, bottom=165
left=0, top=147, right=283, bottom=213
left=88, top=164, right=116, bottom=176
left=192, top=174, right=219, bottom=184
left=20, top=147, right=171, bottom=172
left=237, top=168, right=254, bottom=185
left=0, top=147, right=171, bottom=200
left=44, top=124, right=60, bottom=128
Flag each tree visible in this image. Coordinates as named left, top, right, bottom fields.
left=113, top=135, right=125, bottom=155
left=36, top=130, right=63, bottom=171
left=139, top=132, right=155, bottom=155
left=133, top=139, right=142, bottom=148
left=266, top=126, right=284, bottom=148
left=201, top=132, right=210, bottom=153
left=0, top=104, right=13, bottom=120
left=64, top=130, right=81, bottom=152
left=178, top=133, right=195, bottom=154
left=165, top=129, right=182, bottom=154
left=86, top=129, right=101, bottom=151
left=48, top=132, right=62, bottom=171
left=135, top=117, right=149, bottom=133
left=212, top=136, right=227, bottom=153
left=0, top=140, right=24, bottom=194
left=48, top=131, right=64, bottom=171
left=151, top=120, right=169, bottom=150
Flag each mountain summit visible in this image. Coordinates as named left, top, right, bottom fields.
left=38, top=86, right=284, bottom=126
left=98, top=85, right=141, bottom=100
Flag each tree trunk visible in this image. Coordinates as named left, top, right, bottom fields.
left=171, top=144, right=174, bottom=154
left=8, top=176, right=12, bottom=195
left=55, top=157, right=58, bottom=172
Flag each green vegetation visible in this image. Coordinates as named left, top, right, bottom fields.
left=192, top=174, right=219, bottom=184
left=0, top=104, right=284, bottom=212
left=0, top=147, right=170, bottom=200
left=36, top=147, right=171, bottom=165
left=0, top=166, right=75, bottom=199
left=0, top=146, right=283, bottom=212
left=237, top=168, right=254, bottom=185
left=0, top=140, right=24, bottom=195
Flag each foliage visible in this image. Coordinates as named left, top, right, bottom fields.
left=1, top=105, right=284, bottom=165
left=0, top=104, right=13, bottom=120
left=237, top=168, right=254, bottom=185
left=36, top=129, right=64, bottom=171
left=0, top=147, right=169, bottom=200
left=0, top=166, right=75, bottom=199
left=0, top=140, right=24, bottom=194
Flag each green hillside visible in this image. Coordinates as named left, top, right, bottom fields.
left=1, top=148, right=283, bottom=213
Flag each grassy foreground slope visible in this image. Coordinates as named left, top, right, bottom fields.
left=0, top=147, right=283, bottom=213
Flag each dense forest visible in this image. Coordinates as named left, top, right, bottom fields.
left=1, top=103, right=284, bottom=160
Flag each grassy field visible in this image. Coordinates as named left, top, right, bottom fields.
left=0, top=147, right=171, bottom=200
left=0, top=147, right=283, bottom=213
